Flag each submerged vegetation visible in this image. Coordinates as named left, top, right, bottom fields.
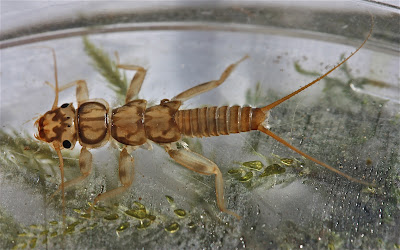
left=82, top=36, right=129, bottom=102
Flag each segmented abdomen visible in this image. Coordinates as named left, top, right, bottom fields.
left=174, top=106, right=265, bottom=137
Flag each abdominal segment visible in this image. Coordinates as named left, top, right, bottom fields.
left=175, top=106, right=265, bottom=137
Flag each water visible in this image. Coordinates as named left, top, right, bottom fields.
left=1, top=4, right=399, bottom=249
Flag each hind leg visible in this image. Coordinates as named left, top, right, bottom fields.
left=164, top=143, right=240, bottom=219
left=172, top=55, right=248, bottom=102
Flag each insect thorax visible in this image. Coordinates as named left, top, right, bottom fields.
left=111, top=99, right=148, bottom=146
left=77, top=101, right=109, bottom=148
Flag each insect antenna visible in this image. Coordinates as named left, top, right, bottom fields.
left=53, top=143, right=66, bottom=225
left=49, top=49, right=66, bottom=223
left=30, top=46, right=60, bottom=110
left=49, top=47, right=60, bottom=111
left=258, top=14, right=374, bottom=186
left=35, top=47, right=67, bottom=223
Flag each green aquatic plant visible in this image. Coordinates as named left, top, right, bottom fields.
left=294, top=54, right=391, bottom=106
left=228, top=155, right=305, bottom=191
left=0, top=130, right=79, bottom=188
left=82, top=36, right=128, bottom=101
left=2, top=192, right=210, bottom=248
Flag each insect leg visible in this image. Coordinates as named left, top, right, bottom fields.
left=50, top=147, right=92, bottom=197
left=45, top=79, right=89, bottom=106
left=164, top=144, right=240, bottom=219
left=172, top=55, right=249, bottom=103
left=51, top=80, right=90, bottom=105
left=43, top=47, right=89, bottom=109
left=116, top=64, right=147, bottom=103
left=92, top=148, right=134, bottom=206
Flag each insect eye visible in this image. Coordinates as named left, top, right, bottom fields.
left=61, top=103, right=69, bottom=108
left=63, top=140, right=72, bottom=149
left=160, top=99, right=169, bottom=105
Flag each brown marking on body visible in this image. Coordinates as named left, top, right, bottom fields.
left=111, top=99, right=147, bottom=146
left=144, top=100, right=182, bottom=143
left=35, top=104, right=77, bottom=149
left=77, top=102, right=109, bottom=147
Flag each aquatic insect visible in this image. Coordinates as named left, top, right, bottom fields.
left=34, top=19, right=373, bottom=220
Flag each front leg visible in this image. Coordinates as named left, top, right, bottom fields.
left=50, top=147, right=92, bottom=198
left=46, top=79, right=89, bottom=105
left=164, top=144, right=240, bottom=219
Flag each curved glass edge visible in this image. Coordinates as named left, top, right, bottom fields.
left=1, top=1, right=399, bottom=52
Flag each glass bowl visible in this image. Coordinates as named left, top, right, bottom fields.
left=1, top=1, right=399, bottom=249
